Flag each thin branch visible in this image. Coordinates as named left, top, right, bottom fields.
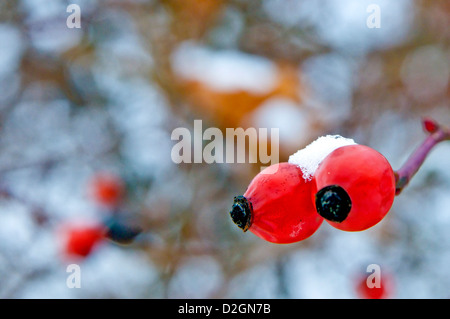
left=395, top=117, right=450, bottom=195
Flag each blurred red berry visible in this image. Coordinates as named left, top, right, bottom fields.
left=356, top=271, right=393, bottom=299
left=89, top=172, right=124, bottom=208
left=65, top=225, right=105, bottom=258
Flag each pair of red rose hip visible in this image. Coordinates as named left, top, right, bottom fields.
left=230, top=144, right=396, bottom=244
left=62, top=173, right=141, bottom=259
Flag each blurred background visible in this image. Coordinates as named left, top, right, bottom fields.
left=0, top=0, right=449, bottom=298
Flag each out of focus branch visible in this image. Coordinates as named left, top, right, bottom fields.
left=395, top=117, right=450, bottom=195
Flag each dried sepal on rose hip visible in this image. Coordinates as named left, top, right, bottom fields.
left=103, top=215, right=142, bottom=245
left=230, top=163, right=323, bottom=244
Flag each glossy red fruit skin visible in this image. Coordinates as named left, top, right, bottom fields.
left=244, top=163, right=323, bottom=244
left=66, top=226, right=105, bottom=257
left=313, top=145, right=396, bottom=231
left=89, top=173, right=124, bottom=208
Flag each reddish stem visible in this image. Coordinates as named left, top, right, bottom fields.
left=395, top=117, right=450, bottom=195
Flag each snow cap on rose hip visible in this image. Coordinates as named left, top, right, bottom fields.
left=288, top=134, right=357, bottom=181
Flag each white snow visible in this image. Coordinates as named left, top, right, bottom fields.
left=288, top=135, right=357, bottom=181
left=170, top=41, right=278, bottom=94
left=248, top=97, right=310, bottom=150
left=0, top=24, right=24, bottom=77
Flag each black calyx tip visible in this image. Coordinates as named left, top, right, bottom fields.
left=230, top=195, right=253, bottom=232
left=315, top=185, right=352, bottom=223
left=104, top=217, right=142, bottom=245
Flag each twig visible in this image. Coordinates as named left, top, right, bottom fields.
left=395, top=117, right=450, bottom=195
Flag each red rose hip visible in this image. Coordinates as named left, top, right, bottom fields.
left=89, top=172, right=124, bottom=208
left=230, top=163, right=323, bottom=244
left=64, top=224, right=105, bottom=258
left=356, top=270, right=394, bottom=299
left=313, top=145, right=396, bottom=231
